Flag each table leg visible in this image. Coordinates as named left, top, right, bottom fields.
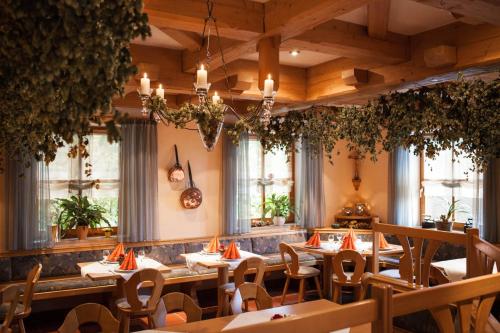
left=323, top=254, right=334, bottom=300
left=110, top=278, right=125, bottom=314
left=216, top=266, right=229, bottom=317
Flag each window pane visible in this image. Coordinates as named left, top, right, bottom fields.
left=87, top=134, right=120, bottom=180
left=423, top=149, right=452, bottom=181
left=264, top=148, right=290, bottom=180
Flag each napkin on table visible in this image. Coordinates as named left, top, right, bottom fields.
left=107, top=243, right=125, bottom=261
left=222, top=241, right=241, bottom=259
left=306, top=232, right=321, bottom=247
left=206, top=236, right=220, bottom=253
left=119, top=250, right=138, bottom=270
left=379, top=233, right=390, bottom=249
left=340, top=232, right=357, bottom=250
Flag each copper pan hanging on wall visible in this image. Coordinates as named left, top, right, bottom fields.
left=180, top=161, right=202, bottom=209
left=168, top=144, right=185, bottom=182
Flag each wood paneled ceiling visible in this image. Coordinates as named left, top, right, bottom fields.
left=116, top=0, right=500, bottom=109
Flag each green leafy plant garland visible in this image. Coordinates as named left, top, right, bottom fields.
left=0, top=0, right=150, bottom=165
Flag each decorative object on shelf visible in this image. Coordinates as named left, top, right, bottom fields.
left=136, top=0, right=277, bottom=151
left=334, top=214, right=372, bottom=229
left=421, top=215, right=435, bottom=229
left=180, top=162, right=202, bottom=209
left=55, top=195, right=111, bottom=240
left=349, top=151, right=362, bottom=191
left=103, top=228, right=113, bottom=238
left=0, top=1, right=150, bottom=166
left=342, top=206, right=354, bottom=216
left=51, top=224, right=58, bottom=242
left=464, top=218, right=473, bottom=233
left=262, top=194, right=292, bottom=226
left=354, top=202, right=369, bottom=216
left=168, top=145, right=185, bottom=182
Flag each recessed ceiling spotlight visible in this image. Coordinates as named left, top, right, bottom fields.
left=289, top=49, right=300, bottom=57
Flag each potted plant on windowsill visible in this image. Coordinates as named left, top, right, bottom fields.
left=56, top=195, right=111, bottom=240
left=263, top=194, right=292, bottom=226
left=435, top=200, right=464, bottom=232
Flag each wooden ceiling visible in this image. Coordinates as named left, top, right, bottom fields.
left=115, top=0, right=500, bottom=109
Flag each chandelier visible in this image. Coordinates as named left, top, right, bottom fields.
left=137, top=0, right=277, bottom=151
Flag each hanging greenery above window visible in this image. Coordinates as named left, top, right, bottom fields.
left=226, top=76, right=500, bottom=172
left=0, top=0, right=150, bottom=165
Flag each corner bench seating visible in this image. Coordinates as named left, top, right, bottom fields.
left=0, top=230, right=322, bottom=302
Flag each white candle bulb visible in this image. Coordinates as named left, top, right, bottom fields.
left=212, top=91, right=221, bottom=104
left=140, top=73, right=150, bottom=95
left=196, top=64, right=208, bottom=89
left=156, top=83, right=165, bottom=99
left=263, top=73, right=274, bottom=98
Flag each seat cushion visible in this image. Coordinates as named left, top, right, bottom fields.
left=332, top=271, right=354, bottom=281
left=379, top=269, right=401, bottom=279
left=379, top=256, right=400, bottom=266
left=116, top=295, right=150, bottom=309
left=263, top=252, right=317, bottom=266
left=0, top=302, right=24, bottom=319
left=287, top=266, right=320, bottom=278
left=29, top=277, right=116, bottom=294
left=219, top=282, right=236, bottom=294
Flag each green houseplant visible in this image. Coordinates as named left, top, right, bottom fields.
left=56, top=195, right=111, bottom=240
left=263, top=194, right=292, bottom=226
left=436, top=200, right=465, bottom=231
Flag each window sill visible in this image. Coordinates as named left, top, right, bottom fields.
left=54, top=236, right=117, bottom=251
left=250, top=224, right=299, bottom=234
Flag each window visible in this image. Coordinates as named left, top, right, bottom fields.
left=48, top=132, right=120, bottom=227
left=248, top=138, right=294, bottom=223
left=421, top=149, right=482, bottom=224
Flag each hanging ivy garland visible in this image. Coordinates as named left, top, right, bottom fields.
left=0, top=0, right=150, bottom=165
left=227, top=76, right=500, bottom=172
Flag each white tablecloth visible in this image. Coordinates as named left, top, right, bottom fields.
left=184, top=250, right=266, bottom=272
left=80, top=258, right=164, bottom=281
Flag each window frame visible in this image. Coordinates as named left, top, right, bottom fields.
left=248, top=136, right=296, bottom=225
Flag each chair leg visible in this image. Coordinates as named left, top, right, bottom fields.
left=120, top=313, right=131, bottom=333
left=281, top=276, right=290, bottom=305
left=298, top=279, right=305, bottom=303
left=148, top=314, right=157, bottom=328
left=18, top=319, right=26, bottom=333
left=333, top=285, right=341, bottom=304
left=354, top=285, right=362, bottom=301
left=313, top=276, right=323, bottom=299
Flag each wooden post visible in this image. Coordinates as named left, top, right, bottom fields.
left=372, top=228, right=380, bottom=274
left=257, top=35, right=281, bottom=92
left=371, top=283, right=393, bottom=333
left=465, top=228, right=480, bottom=278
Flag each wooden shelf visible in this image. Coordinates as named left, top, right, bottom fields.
left=335, top=215, right=372, bottom=220
left=313, top=228, right=373, bottom=235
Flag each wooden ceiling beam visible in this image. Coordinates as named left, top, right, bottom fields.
left=412, top=0, right=500, bottom=26
left=144, top=0, right=264, bottom=41
left=283, top=20, right=409, bottom=65
left=306, top=23, right=500, bottom=104
left=159, top=28, right=201, bottom=51
left=367, top=0, right=391, bottom=39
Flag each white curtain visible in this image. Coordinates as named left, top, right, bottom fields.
left=295, top=139, right=325, bottom=228
left=388, top=147, right=420, bottom=226
left=119, top=120, right=159, bottom=242
left=5, top=158, right=52, bottom=250
left=222, top=132, right=251, bottom=235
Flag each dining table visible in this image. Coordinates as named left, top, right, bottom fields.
left=181, top=250, right=267, bottom=317
left=291, top=241, right=403, bottom=300
left=138, top=299, right=370, bottom=333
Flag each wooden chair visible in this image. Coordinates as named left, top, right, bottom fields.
left=0, top=286, right=20, bottom=333
left=11, top=263, right=41, bottom=333
left=332, top=249, right=366, bottom=304
left=371, top=222, right=477, bottom=287
left=467, top=232, right=500, bottom=278
left=58, top=303, right=119, bottom=333
left=161, top=292, right=202, bottom=323
left=279, top=243, right=322, bottom=304
left=230, top=283, right=273, bottom=315
left=116, top=269, right=164, bottom=333
left=219, top=257, right=266, bottom=314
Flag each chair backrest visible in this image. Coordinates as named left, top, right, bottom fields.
left=22, top=263, right=42, bottom=313
left=372, top=222, right=475, bottom=287
left=161, top=292, right=202, bottom=323
left=0, top=285, right=20, bottom=333
left=467, top=233, right=500, bottom=278
left=233, top=257, right=266, bottom=288
left=279, top=243, right=299, bottom=275
left=230, top=283, right=273, bottom=315
left=123, top=269, right=164, bottom=312
left=333, top=250, right=366, bottom=283
left=57, top=303, right=120, bottom=333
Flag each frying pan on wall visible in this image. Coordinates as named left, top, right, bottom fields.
left=180, top=161, right=202, bottom=209
left=168, top=145, right=185, bottom=182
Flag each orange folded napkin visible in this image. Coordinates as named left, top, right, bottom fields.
left=206, top=236, right=220, bottom=253
left=343, top=228, right=358, bottom=242
left=119, top=250, right=138, bottom=271
left=379, top=234, right=390, bottom=249
left=107, top=243, right=125, bottom=262
left=306, top=232, right=321, bottom=247
left=222, top=241, right=241, bottom=259
left=340, top=233, right=357, bottom=250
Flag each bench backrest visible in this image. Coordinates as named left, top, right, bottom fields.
left=467, top=233, right=500, bottom=278
left=372, top=223, right=477, bottom=287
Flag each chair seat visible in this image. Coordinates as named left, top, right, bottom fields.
left=0, top=302, right=24, bottom=319
left=379, top=269, right=401, bottom=279
left=116, top=295, right=151, bottom=311
left=332, top=272, right=354, bottom=281
left=285, top=266, right=320, bottom=278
